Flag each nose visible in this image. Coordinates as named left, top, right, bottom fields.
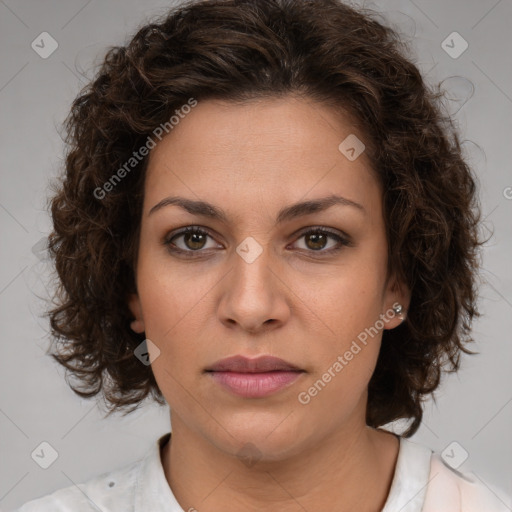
left=217, top=240, right=291, bottom=334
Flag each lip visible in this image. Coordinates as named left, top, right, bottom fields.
left=205, top=355, right=302, bottom=373
left=205, top=355, right=305, bottom=398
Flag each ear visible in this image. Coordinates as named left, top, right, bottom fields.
left=127, top=293, right=145, bottom=333
left=382, top=272, right=411, bottom=330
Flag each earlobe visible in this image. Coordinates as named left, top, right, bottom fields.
left=383, top=301, right=408, bottom=330
left=127, top=293, right=145, bottom=333
left=383, top=275, right=411, bottom=330
left=392, top=303, right=406, bottom=323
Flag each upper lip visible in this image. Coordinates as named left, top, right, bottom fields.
left=205, top=355, right=303, bottom=373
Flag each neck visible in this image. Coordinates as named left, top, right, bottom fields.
left=161, top=417, right=399, bottom=512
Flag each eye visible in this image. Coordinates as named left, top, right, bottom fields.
left=290, top=227, right=351, bottom=255
left=163, top=226, right=351, bottom=257
left=164, top=226, right=219, bottom=254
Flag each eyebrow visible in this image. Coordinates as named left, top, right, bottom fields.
left=148, top=194, right=366, bottom=223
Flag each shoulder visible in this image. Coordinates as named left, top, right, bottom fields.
left=10, top=458, right=142, bottom=512
left=423, top=451, right=511, bottom=512
left=384, top=437, right=511, bottom=512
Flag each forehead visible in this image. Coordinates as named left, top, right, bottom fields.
left=143, top=96, right=380, bottom=219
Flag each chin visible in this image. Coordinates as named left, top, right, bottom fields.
left=206, top=413, right=310, bottom=464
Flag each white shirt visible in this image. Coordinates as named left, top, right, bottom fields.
left=12, top=432, right=510, bottom=511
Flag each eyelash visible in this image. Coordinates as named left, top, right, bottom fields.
left=163, top=225, right=352, bottom=257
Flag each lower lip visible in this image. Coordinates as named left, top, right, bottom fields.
left=207, top=371, right=304, bottom=398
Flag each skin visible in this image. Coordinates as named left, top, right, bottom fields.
left=128, top=96, right=411, bottom=511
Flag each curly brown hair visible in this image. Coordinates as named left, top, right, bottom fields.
left=47, top=0, right=483, bottom=436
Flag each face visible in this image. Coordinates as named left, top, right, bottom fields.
left=128, top=96, right=409, bottom=461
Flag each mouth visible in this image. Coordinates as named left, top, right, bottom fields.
left=204, top=355, right=305, bottom=398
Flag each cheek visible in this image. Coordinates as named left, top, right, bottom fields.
left=136, top=246, right=213, bottom=339
left=292, top=256, right=387, bottom=342
left=136, top=265, right=207, bottom=408
left=290, top=255, right=386, bottom=397
left=295, top=277, right=384, bottom=415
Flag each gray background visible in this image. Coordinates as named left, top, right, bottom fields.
left=1, top=0, right=511, bottom=510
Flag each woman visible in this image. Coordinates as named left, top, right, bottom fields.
left=14, top=0, right=510, bottom=510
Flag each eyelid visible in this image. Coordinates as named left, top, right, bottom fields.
left=292, top=225, right=352, bottom=244
left=288, top=226, right=352, bottom=254
left=163, top=225, right=221, bottom=250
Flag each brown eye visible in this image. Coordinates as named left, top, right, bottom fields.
left=182, top=230, right=207, bottom=250
left=164, top=227, right=218, bottom=254
left=291, top=227, right=351, bottom=255
left=304, top=232, right=329, bottom=250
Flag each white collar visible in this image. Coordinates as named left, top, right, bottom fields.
left=381, top=437, right=433, bottom=512
left=133, top=432, right=432, bottom=512
left=134, top=432, right=183, bottom=511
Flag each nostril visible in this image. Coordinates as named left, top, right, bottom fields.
left=108, top=481, right=115, bottom=488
